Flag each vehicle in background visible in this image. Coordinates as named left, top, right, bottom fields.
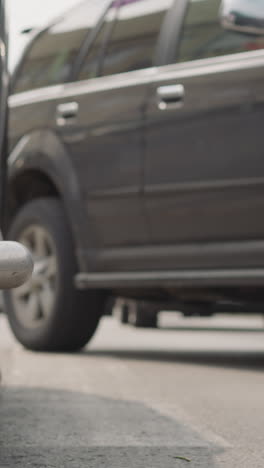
left=5, top=0, right=264, bottom=351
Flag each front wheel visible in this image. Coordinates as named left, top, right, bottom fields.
left=4, top=198, right=104, bottom=352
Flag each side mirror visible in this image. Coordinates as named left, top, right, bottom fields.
left=0, top=241, right=33, bottom=289
left=220, top=0, right=264, bottom=36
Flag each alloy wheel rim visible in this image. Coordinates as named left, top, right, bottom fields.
left=11, top=225, right=58, bottom=329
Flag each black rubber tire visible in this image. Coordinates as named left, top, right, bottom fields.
left=128, top=303, right=158, bottom=328
left=116, top=303, right=129, bottom=324
left=119, top=304, right=129, bottom=324
left=4, top=197, right=104, bottom=352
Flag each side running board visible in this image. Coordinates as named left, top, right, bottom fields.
left=75, top=269, right=264, bottom=289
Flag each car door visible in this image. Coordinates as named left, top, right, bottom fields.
left=144, top=0, right=264, bottom=271
left=52, top=0, right=175, bottom=272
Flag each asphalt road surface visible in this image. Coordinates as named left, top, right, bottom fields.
left=1, top=312, right=264, bottom=468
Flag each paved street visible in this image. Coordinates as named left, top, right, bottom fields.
left=1, top=311, right=264, bottom=467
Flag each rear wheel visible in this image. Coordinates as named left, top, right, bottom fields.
left=4, top=197, right=104, bottom=351
left=113, top=298, right=129, bottom=324
left=128, top=302, right=158, bottom=328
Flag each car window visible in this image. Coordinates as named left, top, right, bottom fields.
left=100, top=0, right=175, bottom=77
left=178, top=0, right=264, bottom=63
left=78, top=0, right=175, bottom=81
left=13, top=1, right=107, bottom=94
left=78, top=5, right=118, bottom=81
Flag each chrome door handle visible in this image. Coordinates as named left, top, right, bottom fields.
left=56, top=102, right=79, bottom=126
left=156, top=84, right=185, bottom=110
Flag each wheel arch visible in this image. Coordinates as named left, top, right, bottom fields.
left=8, top=168, right=59, bottom=218
left=7, top=130, right=89, bottom=270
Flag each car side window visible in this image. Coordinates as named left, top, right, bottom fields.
left=178, top=0, right=264, bottom=63
left=78, top=0, right=175, bottom=81
left=13, top=2, right=106, bottom=94
left=78, top=6, right=118, bottom=81
left=100, top=0, right=175, bottom=77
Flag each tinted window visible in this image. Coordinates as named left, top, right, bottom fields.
left=101, top=0, right=174, bottom=76
left=78, top=6, right=118, bottom=81
left=13, top=1, right=107, bottom=93
left=178, top=0, right=264, bottom=63
left=78, top=0, right=174, bottom=80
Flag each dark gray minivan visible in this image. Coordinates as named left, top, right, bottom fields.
left=5, top=0, right=264, bottom=351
